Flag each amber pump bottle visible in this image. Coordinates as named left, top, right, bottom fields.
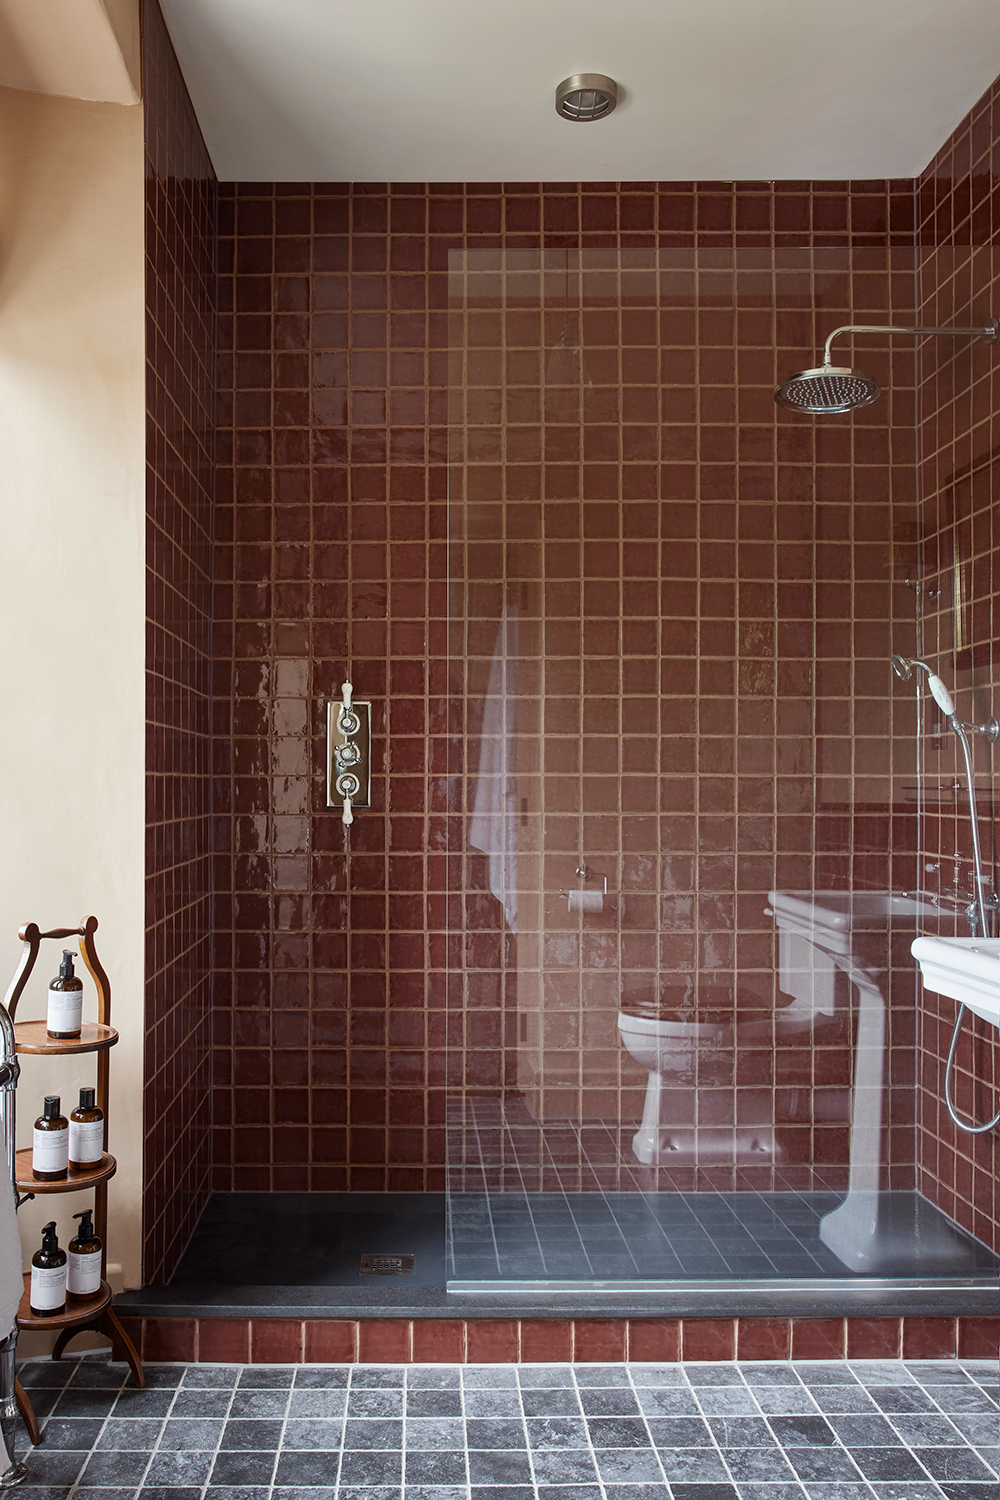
left=69, top=1088, right=104, bottom=1170
left=32, top=1095, right=68, bottom=1181
left=67, top=1209, right=103, bottom=1299
left=47, top=949, right=83, bottom=1039
left=30, top=1221, right=67, bottom=1315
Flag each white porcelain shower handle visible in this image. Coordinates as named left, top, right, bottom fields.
left=926, top=673, right=956, bottom=717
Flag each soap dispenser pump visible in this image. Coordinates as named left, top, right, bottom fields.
left=47, top=949, right=83, bottom=1039
left=68, top=1209, right=103, bottom=1299
left=30, top=1221, right=67, bottom=1315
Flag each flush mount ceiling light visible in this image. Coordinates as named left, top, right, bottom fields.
left=554, top=74, right=618, bottom=122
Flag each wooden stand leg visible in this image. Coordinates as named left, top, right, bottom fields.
left=14, top=1381, right=41, bottom=1447
left=50, top=1329, right=76, bottom=1362
left=99, top=1309, right=144, bottom=1389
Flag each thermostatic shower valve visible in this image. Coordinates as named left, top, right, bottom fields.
left=327, top=682, right=371, bottom=826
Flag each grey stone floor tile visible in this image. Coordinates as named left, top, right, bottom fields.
left=786, top=1448, right=865, bottom=1482
left=916, top=1448, right=997, bottom=1481
left=157, top=1418, right=225, bottom=1449
left=406, top=1370, right=461, bottom=1390
left=227, top=1391, right=288, bottom=1419
left=287, top=1390, right=348, bottom=1418
left=531, top=1447, right=601, bottom=1483
left=462, top=1391, right=521, bottom=1419
left=80, top=1451, right=153, bottom=1487
left=406, top=1419, right=466, bottom=1451
left=182, top=1366, right=239, bottom=1388
left=592, top=1446, right=663, bottom=1483
left=657, top=1445, right=730, bottom=1481
left=236, top=1368, right=294, bottom=1390
left=350, top=1369, right=405, bottom=1390
left=291, top=1368, right=351, bottom=1389
left=143, top=1452, right=214, bottom=1487
left=460, top=1369, right=518, bottom=1390
left=282, top=1418, right=345, bottom=1449
left=402, top=1451, right=467, bottom=1485
left=719, top=1445, right=798, bottom=1481
left=169, top=1391, right=231, bottom=1419
left=524, top=1415, right=589, bottom=1449
left=349, top=1390, right=404, bottom=1419
left=465, top=1449, right=533, bottom=1485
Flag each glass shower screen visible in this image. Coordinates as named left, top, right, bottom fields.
left=442, top=246, right=999, bottom=1292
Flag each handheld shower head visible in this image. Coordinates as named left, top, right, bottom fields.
left=890, top=657, right=956, bottom=717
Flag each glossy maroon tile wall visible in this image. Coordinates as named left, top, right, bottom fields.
left=143, top=0, right=217, bottom=1280
left=211, top=181, right=917, bottom=1190
left=915, top=75, right=1000, bottom=1252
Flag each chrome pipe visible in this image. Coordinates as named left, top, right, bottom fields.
left=0, top=1328, right=25, bottom=1487
left=822, top=320, right=999, bottom=366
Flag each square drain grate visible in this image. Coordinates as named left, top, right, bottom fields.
left=359, top=1253, right=414, bottom=1276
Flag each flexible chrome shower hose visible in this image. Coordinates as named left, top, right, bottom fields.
left=941, top=717, right=1000, bottom=1134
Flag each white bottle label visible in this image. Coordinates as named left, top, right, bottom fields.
left=69, top=1117, right=104, bottom=1164
left=47, top=987, right=82, bottom=1033
left=30, top=1262, right=66, bottom=1311
left=32, top=1125, right=68, bottom=1174
left=68, top=1249, right=101, bottom=1296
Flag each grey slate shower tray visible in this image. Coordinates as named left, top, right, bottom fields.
left=167, top=1192, right=446, bottom=1287
left=113, top=1189, right=1000, bottom=1323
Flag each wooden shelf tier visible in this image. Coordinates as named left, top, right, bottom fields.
left=16, top=1273, right=113, bottom=1331
left=13, top=1020, right=118, bottom=1055
left=15, top=1148, right=116, bottom=1195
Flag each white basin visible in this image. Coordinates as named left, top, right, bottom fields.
left=911, top=936, right=1000, bottom=1029
left=769, top=889, right=941, bottom=955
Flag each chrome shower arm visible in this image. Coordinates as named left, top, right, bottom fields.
left=822, top=321, right=999, bottom=367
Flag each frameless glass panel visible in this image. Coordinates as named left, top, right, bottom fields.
left=443, top=246, right=1000, bottom=1290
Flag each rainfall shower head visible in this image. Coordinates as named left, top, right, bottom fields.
left=776, top=320, right=998, bottom=414
left=775, top=364, right=880, bottom=414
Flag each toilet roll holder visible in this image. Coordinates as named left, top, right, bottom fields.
left=560, top=864, right=617, bottom=914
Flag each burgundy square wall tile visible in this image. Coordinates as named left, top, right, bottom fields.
left=681, top=1320, right=736, bottom=1361
left=846, top=1318, right=902, bottom=1359
left=304, top=1320, right=359, bottom=1362
left=141, top=1317, right=196, bottom=1363
left=358, top=1319, right=412, bottom=1362
left=466, top=1320, right=519, bottom=1363
left=198, top=1319, right=251, bottom=1363
left=736, top=1318, right=791, bottom=1361
left=627, top=1319, right=682, bottom=1362
left=901, top=1318, right=957, bottom=1360
left=410, top=1320, right=466, bottom=1363
left=250, top=1319, right=304, bottom=1362
left=572, top=1320, right=628, bottom=1362
left=790, top=1319, right=846, bottom=1360
left=519, top=1320, right=573, bottom=1362
left=957, top=1317, right=1000, bottom=1358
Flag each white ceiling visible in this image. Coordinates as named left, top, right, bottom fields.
left=159, top=0, right=1000, bottom=183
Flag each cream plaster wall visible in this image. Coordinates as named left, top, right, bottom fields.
left=0, top=85, right=145, bottom=1319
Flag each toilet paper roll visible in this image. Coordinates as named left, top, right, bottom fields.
left=567, top=889, right=603, bottom=914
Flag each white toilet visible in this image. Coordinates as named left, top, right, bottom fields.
left=617, top=1008, right=728, bottom=1164
left=617, top=1004, right=798, bottom=1165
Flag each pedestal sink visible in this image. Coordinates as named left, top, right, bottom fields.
left=769, top=889, right=942, bottom=1271
left=911, top=936, right=1000, bottom=1028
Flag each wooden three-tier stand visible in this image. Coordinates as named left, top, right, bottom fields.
left=6, top=917, right=144, bottom=1443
